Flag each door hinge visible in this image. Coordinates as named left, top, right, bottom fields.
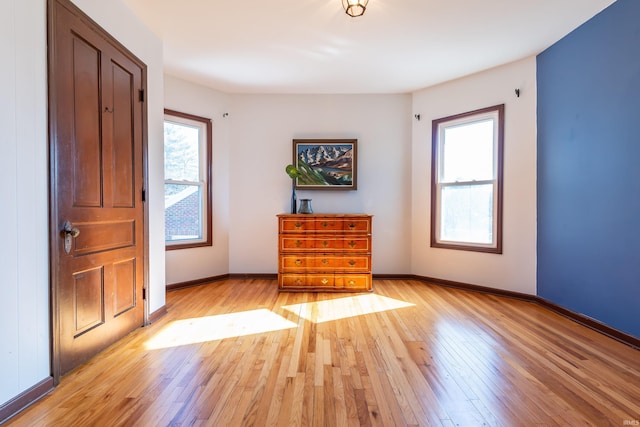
left=142, top=288, right=147, bottom=300
left=139, top=89, right=145, bottom=102
left=141, top=188, right=146, bottom=202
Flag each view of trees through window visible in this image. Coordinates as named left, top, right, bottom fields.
left=164, top=109, right=212, bottom=249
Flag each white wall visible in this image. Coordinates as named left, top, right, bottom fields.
left=162, top=88, right=412, bottom=282
left=229, top=94, right=413, bottom=275
left=1, top=0, right=165, bottom=408
left=0, top=0, right=49, bottom=406
left=411, top=57, right=537, bottom=294
left=164, top=76, right=232, bottom=285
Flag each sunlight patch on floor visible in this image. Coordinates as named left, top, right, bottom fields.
left=282, top=294, right=415, bottom=323
left=144, top=308, right=298, bottom=350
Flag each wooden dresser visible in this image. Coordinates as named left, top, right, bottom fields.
left=277, top=214, right=373, bottom=292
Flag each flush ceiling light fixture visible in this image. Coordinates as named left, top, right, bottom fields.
left=342, top=0, right=369, bottom=17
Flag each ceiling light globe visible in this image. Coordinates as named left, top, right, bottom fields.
left=342, top=0, right=369, bottom=17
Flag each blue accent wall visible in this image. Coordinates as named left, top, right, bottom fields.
left=537, top=0, right=640, bottom=338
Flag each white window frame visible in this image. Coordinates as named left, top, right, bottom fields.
left=164, top=109, right=212, bottom=250
left=431, top=104, right=504, bottom=253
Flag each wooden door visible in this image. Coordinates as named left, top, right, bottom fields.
left=48, top=0, right=147, bottom=377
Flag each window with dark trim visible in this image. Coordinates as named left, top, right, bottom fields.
left=164, top=109, right=212, bottom=250
left=431, top=104, right=504, bottom=253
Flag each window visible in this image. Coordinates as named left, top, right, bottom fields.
left=431, top=104, right=504, bottom=253
left=164, top=109, right=212, bottom=249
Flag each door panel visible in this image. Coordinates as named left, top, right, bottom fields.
left=111, top=61, right=136, bottom=208
left=49, top=0, right=147, bottom=377
left=114, top=258, right=136, bottom=315
left=72, top=220, right=135, bottom=255
left=71, top=36, right=102, bottom=208
left=73, top=267, right=105, bottom=335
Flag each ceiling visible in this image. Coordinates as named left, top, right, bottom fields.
left=120, top=0, right=615, bottom=94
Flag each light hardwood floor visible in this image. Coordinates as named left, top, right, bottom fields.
left=6, top=279, right=640, bottom=426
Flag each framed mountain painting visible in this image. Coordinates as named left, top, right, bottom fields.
left=292, top=139, right=357, bottom=190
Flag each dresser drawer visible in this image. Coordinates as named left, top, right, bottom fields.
left=342, top=218, right=371, bottom=233
left=279, top=273, right=371, bottom=291
left=340, top=236, right=371, bottom=252
left=339, top=255, right=371, bottom=271
left=279, top=217, right=314, bottom=233
left=280, top=274, right=336, bottom=289
left=279, top=255, right=310, bottom=272
left=310, top=236, right=370, bottom=252
left=279, top=236, right=315, bottom=251
left=280, top=236, right=371, bottom=252
left=313, top=256, right=339, bottom=269
left=280, top=255, right=371, bottom=273
left=338, top=274, right=372, bottom=291
left=312, top=255, right=371, bottom=271
left=314, top=218, right=343, bottom=232
left=280, top=216, right=371, bottom=234
left=312, top=237, right=344, bottom=251
left=280, top=255, right=336, bottom=272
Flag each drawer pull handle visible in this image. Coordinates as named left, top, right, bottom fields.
left=295, top=240, right=303, bottom=247
left=321, top=259, right=328, bottom=265
left=295, top=279, right=303, bottom=285
left=321, top=278, right=328, bottom=285
left=348, top=223, right=356, bottom=229
left=322, top=241, right=329, bottom=247
left=295, top=259, right=302, bottom=266
left=348, top=260, right=356, bottom=266
left=348, top=280, right=356, bottom=285
left=348, top=241, right=356, bottom=248
left=322, top=222, right=328, bottom=227
left=295, top=222, right=302, bottom=228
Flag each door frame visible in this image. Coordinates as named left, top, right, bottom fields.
left=47, top=0, right=150, bottom=384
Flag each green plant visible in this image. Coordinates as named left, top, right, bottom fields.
left=285, top=164, right=301, bottom=214
left=285, top=164, right=302, bottom=179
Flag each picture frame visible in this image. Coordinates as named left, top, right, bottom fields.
left=292, top=139, right=357, bottom=190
